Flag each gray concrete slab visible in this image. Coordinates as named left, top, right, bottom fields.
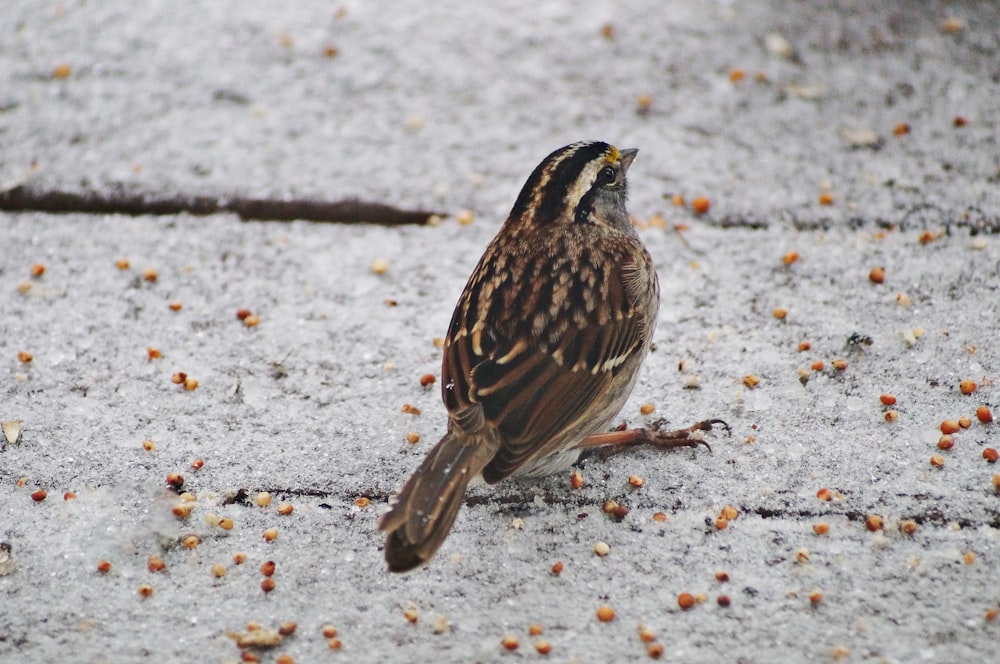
left=1, top=1, right=998, bottom=662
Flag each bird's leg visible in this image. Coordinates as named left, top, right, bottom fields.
left=577, top=418, right=729, bottom=459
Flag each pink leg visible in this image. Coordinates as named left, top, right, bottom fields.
left=578, top=418, right=729, bottom=457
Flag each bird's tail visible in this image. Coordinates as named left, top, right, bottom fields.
left=379, top=427, right=498, bottom=572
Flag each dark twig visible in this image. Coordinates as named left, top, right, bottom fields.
left=0, top=185, right=443, bottom=226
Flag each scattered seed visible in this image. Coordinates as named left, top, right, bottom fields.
left=647, top=643, right=665, bottom=659
left=813, top=522, right=829, bottom=535
left=147, top=347, right=162, bottom=361
left=798, top=340, right=811, bottom=351
left=115, top=258, right=130, bottom=270
left=17, top=351, right=33, bottom=364
left=183, top=376, right=199, bottom=391
left=570, top=469, right=583, bottom=489
left=401, top=403, right=421, bottom=415
left=97, top=560, right=112, bottom=573
left=261, top=578, right=276, bottom=593
left=255, top=492, right=272, bottom=507
left=894, top=123, right=911, bottom=136
left=652, top=512, right=667, bottom=522
left=628, top=475, right=644, bottom=488
left=593, top=541, right=611, bottom=557
left=30, top=489, right=47, bottom=502
left=142, top=267, right=158, bottom=282
left=639, top=403, right=655, bottom=416
left=987, top=608, right=999, bottom=621
left=715, top=571, right=730, bottom=582
left=406, top=431, right=421, bottom=444
left=940, top=420, right=960, bottom=434
left=233, top=552, right=247, bottom=564
left=782, top=251, right=799, bottom=265
left=277, top=502, right=294, bottom=516
left=596, top=605, right=616, bottom=622
left=959, top=380, right=977, bottom=395
left=831, top=358, right=848, bottom=371
left=501, top=635, right=519, bottom=650
left=212, top=563, right=226, bottom=577
left=918, top=230, right=935, bottom=245
left=865, top=515, right=884, bottom=531
left=930, top=454, right=945, bottom=468
left=884, top=410, right=899, bottom=423
left=63, top=491, right=76, bottom=500
left=327, top=638, right=342, bottom=650
left=811, top=360, right=825, bottom=372
left=260, top=560, right=276, bottom=577
left=219, top=517, right=234, bottom=530
left=984, top=448, right=999, bottom=463
left=551, top=561, right=563, bottom=576
left=262, top=528, right=279, bottom=542
left=717, top=594, right=731, bottom=607
left=868, top=266, right=885, bottom=284
left=818, top=193, right=834, bottom=206
left=166, top=473, right=184, bottom=490
left=880, top=394, right=897, bottom=406
left=743, top=374, right=760, bottom=388
left=677, top=592, right=696, bottom=610
left=147, top=554, right=166, bottom=572
left=977, top=407, right=993, bottom=423
left=809, top=591, right=823, bottom=605
left=795, top=548, right=810, bottom=563
left=534, top=639, right=552, bottom=655
left=937, top=435, right=954, bottom=450
left=691, top=197, right=710, bottom=215
left=900, top=520, right=918, bottom=535
left=138, top=584, right=154, bottom=597
left=959, top=416, right=972, bottom=429
left=963, top=551, right=976, bottom=565
left=816, top=488, right=832, bottom=501
left=370, top=258, right=389, bottom=274
left=244, top=314, right=260, bottom=327
left=772, top=307, right=788, bottom=320
left=403, top=607, right=419, bottom=623
left=456, top=210, right=475, bottom=226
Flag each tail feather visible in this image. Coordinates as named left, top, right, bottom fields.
left=379, top=428, right=498, bottom=572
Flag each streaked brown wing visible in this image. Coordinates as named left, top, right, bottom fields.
left=442, top=302, right=647, bottom=483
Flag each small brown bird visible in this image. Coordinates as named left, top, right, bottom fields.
left=379, top=141, right=724, bottom=572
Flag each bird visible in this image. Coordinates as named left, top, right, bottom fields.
left=378, top=140, right=725, bottom=572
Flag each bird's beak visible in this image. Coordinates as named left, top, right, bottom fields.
left=619, top=148, right=638, bottom=174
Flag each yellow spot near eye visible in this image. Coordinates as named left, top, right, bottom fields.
left=605, top=146, right=621, bottom=164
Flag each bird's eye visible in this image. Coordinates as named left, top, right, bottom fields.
left=597, top=166, right=616, bottom=185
